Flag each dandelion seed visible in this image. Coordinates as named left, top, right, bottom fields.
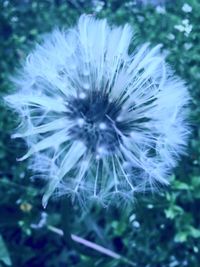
left=5, top=15, right=190, bottom=206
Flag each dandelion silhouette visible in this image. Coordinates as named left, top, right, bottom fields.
left=5, top=15, right=190, bottom=207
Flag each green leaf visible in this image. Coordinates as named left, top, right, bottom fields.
left=188, top=226, right=200, bottom=239
left=0, top=235, right=12, bottom=266
left=174, top=232, right=188, bottom=243
left=173, top=180, right=190, bottom=190
left=165, top=205, right=184, bottom=219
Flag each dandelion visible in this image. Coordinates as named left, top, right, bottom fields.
left=5, top=15, right=189, bottom=206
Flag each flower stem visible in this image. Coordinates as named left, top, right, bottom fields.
left=48, top=225, right=135, bottom=266
left=49, top=196, right=136, bottom=266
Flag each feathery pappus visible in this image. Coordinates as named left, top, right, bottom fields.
left=5, top=15, right=190, bottom=206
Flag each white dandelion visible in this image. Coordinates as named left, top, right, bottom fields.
left=5, top=15, right=190, bottom=206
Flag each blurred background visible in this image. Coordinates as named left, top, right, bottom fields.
left=0, top=0, right=200, bottom=266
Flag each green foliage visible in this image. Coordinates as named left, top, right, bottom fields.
left=0, top=0, right=200, bottom=266
left=0, top=235, right=12, bottom=266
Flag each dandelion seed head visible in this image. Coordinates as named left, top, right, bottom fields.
left=5, top=15, right=190, bottom=206
left=66, top=90, right=126, bottom=155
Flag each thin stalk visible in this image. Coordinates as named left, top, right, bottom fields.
left=49, top=204, right=136, bottom=267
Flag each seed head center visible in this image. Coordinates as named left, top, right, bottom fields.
left=66, top=90, right=125, bottom=155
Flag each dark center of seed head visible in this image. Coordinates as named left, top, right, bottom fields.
left=66, top=90, right=124, bottom=156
